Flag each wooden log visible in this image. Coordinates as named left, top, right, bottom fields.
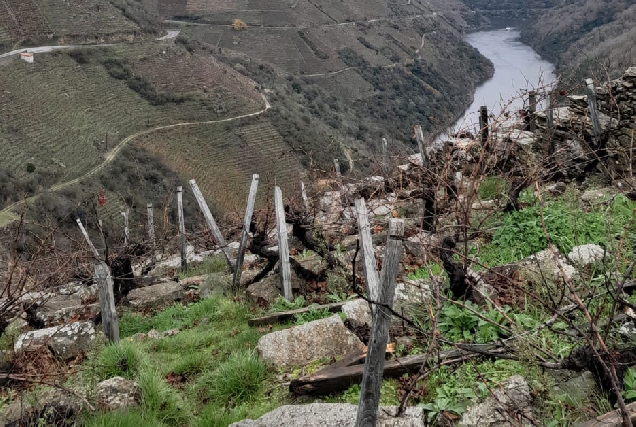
left=547, top=92, right=555, bottom=155
left=189, top=179, right=234, bottom=271
left=275, top=186, right=292, bottom=300
left=356, top=219, right=404, bottom=427
left=94, top=262, right=119, bottom=343
left=577, top=401, right=636, bottom=427
left=248, top=301, right=349, bottom=327
left=355, top=198, right=380, bottom=302
left=76, top=218, right=100, bottom=259
left=147, top=203, right=155, bottom=249
left=479, top=106, right=489, bottom=143
left=177, top=186, right=187, bottom=272
left=585, top=78, right=602, bottom=147
left=290, top=347, right=491, bottom=396
left=233, top=174, right=259, bottom=289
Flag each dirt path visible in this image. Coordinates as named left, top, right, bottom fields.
left=0, top=44, right=116, bottom=59
left=0, top=94, right=271, bottom=227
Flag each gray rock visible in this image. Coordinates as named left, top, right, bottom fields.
left=581, top=188, right=612, bottom=203
left=546, top=182, right=567, bottom=196
left=95, top=376, right=141, bottom=411
left=567, top=244, right=605, bottom=267
left=551, top=371, right=597, bottom=405
left=341, top=299, right=372, bottom=325
left=35, top=294, right=100, bottom=327
left=257, top=315, right=364, bottom=368
left=294, top=254, right=325, bottom=279
left=394, top=279, right=433, bottom=311
left=461, top=375, right=532, bottom=427
left=14, top=321, right=96, bottom=361
left=247, top=275, right=283, bottom=305
left=518, top=245, right=577, bottom=283
left=127, top=281, right=184, bottom=310
left=229, top=403, right=424, bottom=426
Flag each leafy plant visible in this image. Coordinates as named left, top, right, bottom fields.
left=294, top=305, right=332, bottom=324
left=407, top=263, right=443, bottom=280
left=437, top=301, right=510, bottom=343
left=269, top=296, right=305, bottom=312
left=623, top=368, right=636, bottom=401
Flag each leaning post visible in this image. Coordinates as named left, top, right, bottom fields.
left=76, top=218, right=100, bottom=259
left=121, top=210, right=129, bottom=247
left=355, top=218, right=404, bottom=427
left=274, top=186, right=292, bottom=300
left=413, top=124, right=435, bottom=232
left=585, top=77, right=602, bottom=147
left=177, top=186, right=187, bottom=272
left=355, top=198, right=380, bottom=303
left=479, top=106, right=489, bottom=143
left=147, top=203, right=156, bottom=250
left=189, top=180, right=235, bottom=271
left=233, top=174, right=260, bottom=290
left=528, top=90, right=537, bottom=133
left=93, top=262, right=120, bottom=343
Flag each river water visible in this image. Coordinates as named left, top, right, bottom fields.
left=438, top=29, right=556, bottom=141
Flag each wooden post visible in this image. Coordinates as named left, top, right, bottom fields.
left=94, top=262, right=119, bottom=343
left=177, top=186, right=187, bottom=272
left=547, top=91, right=555, bottom=155
left=121, top=210, right=129, bottom=247
left=479, top=106, right=489, bottom=143
left=334, top=158, right=341, bottom=178
left=381, top=138, right=388, bottom=171
left=189, top=180, right=234, bottom=271
left=233, top=174, right=259, bottom=289
left=528, top=91, right=537, bottom=133
left=585, top=78, right=602, bottom=147
left=355, top=219, right=404, bottom=427
left=355, top=198, right=380, bottom=302
left=413, top=125, right=429, bottom=169
left=147, top=203, right=155, bottom=249
left=301, top=181, right=309, bottom=212
left=274, top=186, right=292, bottom=300
left=76, top=217, right=100, bottom=259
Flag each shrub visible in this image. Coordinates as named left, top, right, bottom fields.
left=26, top=163, right=36, bottom=173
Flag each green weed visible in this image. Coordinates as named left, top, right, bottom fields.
left=94, top=342, right=144, bottom=380
left=179, top=255, right=228, bottom=280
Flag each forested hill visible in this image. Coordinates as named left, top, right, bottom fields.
left=462, top=0, right=636, bottom=83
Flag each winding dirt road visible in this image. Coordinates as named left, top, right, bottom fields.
left=0, top=94, right=271, bottom=226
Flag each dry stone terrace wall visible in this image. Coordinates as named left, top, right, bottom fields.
left=596, top=67, right=636, bottom=177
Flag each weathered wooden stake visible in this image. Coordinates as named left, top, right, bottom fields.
left=189, top=180, right=234, bottom=271
left=177, top=186, right=187, bottom=272
left=355, top=198, right=380, bottom=302
left=147, top=203, right=155, bottom=249
left=413, top=125, right=430, bottom=169
left=274, top=186, right=292, bottom=300
left=479, top=106, right=489, bottom=143
left=121, top=210, right=129, bottom=247
left=356, top=218, right=404, bottom=427
left=547, top=91, right=555, bottom=155
left=301, top=181, right=309, bottom=212
left=233, top=174, right=259, bottom=289
left=528, top=90, right=537, bottom=133
left=94, top=262, right=119, bottom=343
left=585, top=77, right=602, bottom=147
left=76, top=217, right=100, bottom=259
left=381, top=138, right=388, bottom=171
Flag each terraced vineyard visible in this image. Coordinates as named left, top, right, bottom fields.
left=130, top=44, right=262, bottom=107
left=0, top=45, right=263, bottom=196
left=0, top=0, right=141, bottom=53
left=133, top=118, right=305, bottom=214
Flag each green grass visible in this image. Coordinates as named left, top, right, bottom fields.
left=80, top=295, right=287, bottom=427
left=179, top=255, right=228, bottom=280
left=477, top=191, right=636, bottom=267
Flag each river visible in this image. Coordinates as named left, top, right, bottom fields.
left=438, top=28, right=556, bottom=141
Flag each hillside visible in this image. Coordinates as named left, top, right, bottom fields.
left=461, top=0, right=636, bottom=82
left=0, top=0, right=159, bottom=53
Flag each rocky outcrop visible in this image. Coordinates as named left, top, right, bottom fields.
left=14, top=321, right=96, bottom=361
left=126, top=281, right=184, bottom=310
left=256, top=315, right=364, bottom=368
left=0, top=388, right=84, bottom=427
left=230, top=403, right=425, bottom=427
